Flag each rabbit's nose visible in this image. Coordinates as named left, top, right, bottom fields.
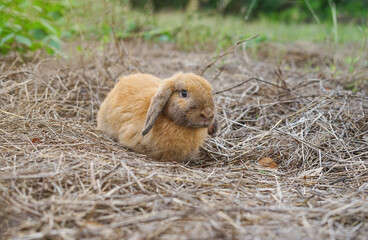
left=200, top=113, right=208, bottom=120
left=200, top=107, right=213, bottom=120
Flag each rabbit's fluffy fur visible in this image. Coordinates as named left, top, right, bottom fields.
left=97, top=73, right=216, bottom=162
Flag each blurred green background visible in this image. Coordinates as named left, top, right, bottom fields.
left=133, top=0, right=367, bottom=23
left=0, top=0, right=367, bottom=55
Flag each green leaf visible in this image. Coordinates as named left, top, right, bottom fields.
left=6, top=22, right=22, bottom=31
left=45, top=47, right=55, bottom=55
left=40, top=19, right=58, bottom=35
left=30, top=28, right=47, bottom=40
left=15, top=35, right=32, bottom=47
left=42, top=35, right=61, bottom=50
left=126, top=21, right=138, bottom=33
left=49, top=11, right=62, bottom=21
left=32, top=5, right=42, bottom=13
left=0, top=33, right=15, bottom=46
left=48, top=37, right=61, bottom=49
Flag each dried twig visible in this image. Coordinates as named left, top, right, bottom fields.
left=197, top=34, right=259, bottom=76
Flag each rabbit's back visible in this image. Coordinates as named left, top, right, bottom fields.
left=97, top=74, right=161, bottom=143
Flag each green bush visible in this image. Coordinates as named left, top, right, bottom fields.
left=0, top=0, right=66, bottom=55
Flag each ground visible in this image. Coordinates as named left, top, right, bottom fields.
left=0, top=40, right=367, bottom=239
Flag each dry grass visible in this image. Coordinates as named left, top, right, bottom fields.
left=0, top=40, right=367, bottom=240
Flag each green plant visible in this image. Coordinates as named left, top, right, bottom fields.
left=0, top=0, right=66, bottom=55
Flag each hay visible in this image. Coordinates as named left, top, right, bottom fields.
left=1, top=41, right=367, bottom=239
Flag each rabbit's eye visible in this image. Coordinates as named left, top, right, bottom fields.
left=180, top=90, right=188, bottom=98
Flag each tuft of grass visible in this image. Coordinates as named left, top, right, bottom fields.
left=154, top=11, right=364, bottom=45
left=329, top=0, right=339, bottom=45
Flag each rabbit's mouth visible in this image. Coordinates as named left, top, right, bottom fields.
left=201, top=120, right=211, bottom=126
left=190, top=121, right=211, bottom=129
left=170, top=115, right=211, bottom=129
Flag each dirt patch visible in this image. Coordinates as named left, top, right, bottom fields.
left=1, top=40, right=367, bottom=239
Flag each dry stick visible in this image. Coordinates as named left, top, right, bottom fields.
left=329, top=176, right=348, bottom=185
left=110, top=211, right=187, bottom=228
left=215, top=77, right=255, bottom=95
left=101, top=162, right=122, bottom=181
left=111, top=24, right=125, bottom=66
left=0, top=109, right=25, bottom=119
left=212, top=68, right=224, bottom=82
left=197, top=34, right=260, bottom=76
left=0, top=70, right=35, bottom=80
left=0, top=172, right=58, bottom=180
left=90, top=162, right=98, bottom=191
left=215, top=77, right=313, bottom=105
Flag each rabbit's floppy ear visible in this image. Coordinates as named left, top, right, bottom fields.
left=142, top=80, right=174, bottom=136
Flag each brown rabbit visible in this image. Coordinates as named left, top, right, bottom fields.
left=97, top=73, right=217, bottom=162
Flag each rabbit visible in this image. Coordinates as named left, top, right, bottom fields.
left=97, top=72, right=217, bottom=162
